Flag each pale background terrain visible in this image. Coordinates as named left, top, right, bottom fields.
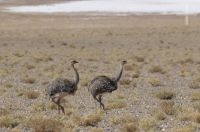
left=0, top=0, right=200, bottom=132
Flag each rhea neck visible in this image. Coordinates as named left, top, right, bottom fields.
left=113, top=63, right=124, bottom=83
left=71, top=64, right=79, bottom=86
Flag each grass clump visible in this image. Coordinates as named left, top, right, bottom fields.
left=148, top=78, right=161, bottom=87
left=193, top=103, right=200, bottom=112
left=89, top=128, right=104, bottom=132
left=189, top=81, right=200, bottom=89
left=27, top=116, right=63, bottom=132
left=173, top=124, right=197, bottom=132
left=132, top=71, right=140, bottom=78
left=0, top=108, right=10, bottom=116
left=78, top=111, right=104, bottom=126
left=24, top=63, right=35, bottom=70
left=191, top=113, right=200, bottom=123
left=26, top=91, right=40, bottom=99
left=160, top=101, right=175, bottom=115
left=120, top=79, right=131, bottom=85
left=109, top=115, right=138, bottom=125
left=109, top=115, right=139, bottom=132
left=13, top=53, right=23, bottom=57
left=4, top=83, right=13, bottom=88
left=154, top=111, right=166, bottom=121
left=149, top=65, right=164, bottom=74
left=125, top=65, right=134, bottom=71
left=81, top=78, right=89, bottom=86
left=135, top=56, right=145, bottom=62
left=106, top=99, right=127, bottom=110
left=191, top=93, right=200, bottom=100
left=0, top=116, right=19, bottom=128
left=120, top=123, right=140, bottom=132
left=139, top=118, right=156, bottom=131
left=32, top=103, right=46, bottom=112
left=156, top=91, right=175, bottom=100
left=21, top=78, right=35, bottom=84
left=178, top=108, right=192, bottom=122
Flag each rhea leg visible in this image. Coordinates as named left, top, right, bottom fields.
left=98, top=95, right=105, bottom=110
left=93, top=95, right=105, bottom=110
left=57, top=98, right=65, bottom=114
left=52, top=97, right=60, bottom=114
left=52, top=97, right=65, bottom=114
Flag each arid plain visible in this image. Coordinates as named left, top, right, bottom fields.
left=1, top=1, right=200, bottom=132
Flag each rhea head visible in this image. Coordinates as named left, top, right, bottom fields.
left=121, top=60, right=127, bottom=65
left=71, top=60, right=78, bottom=65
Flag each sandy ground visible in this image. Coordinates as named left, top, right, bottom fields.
left=1, top=1, right=200, bottom=132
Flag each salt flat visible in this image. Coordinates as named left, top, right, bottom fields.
left=5, top=0, right=200, bottom=14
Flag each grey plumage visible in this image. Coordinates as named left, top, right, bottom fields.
left=46, top=60, right=79, bottom=114
left=88, top=60, right=127, bottom=110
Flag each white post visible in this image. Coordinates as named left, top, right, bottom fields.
left=185, top=3, right=189, bottom=26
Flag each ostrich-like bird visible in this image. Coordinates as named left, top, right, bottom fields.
left=46, top=60, right=79, bottom=114
left=88, top=60, right=127, bottom=110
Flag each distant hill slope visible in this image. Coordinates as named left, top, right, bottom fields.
left=2, top=0, right=79, bottom=5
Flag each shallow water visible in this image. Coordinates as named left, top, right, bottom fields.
left=6, top=0, right=200, bottom=14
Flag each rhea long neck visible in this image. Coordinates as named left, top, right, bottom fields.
left=71, top=64, right=79, bottom=86
left=113, top=63, right=124, bottom=83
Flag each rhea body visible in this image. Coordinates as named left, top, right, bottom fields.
left=88, top=61, right=127, bottom=110
left=46, top=60, right=79, bottom=114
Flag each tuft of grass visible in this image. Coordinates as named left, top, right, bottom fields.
left=24, top=63, right=35, bottom=70
left=13, top=53, right=23, bottom=57
left=109, top=115, right=138, bottom=125
left=191, top=93, right=200, bottom=100
left=25, top=91, right=40, bottom=99
left=154, top=111, right=166, bottom=121
left=148, top=78, right=161, bottom=87
left=135, top=56, right=145, bottom=62
left=179, top=111, right=192, bottom=122
left=81, top=78, right=89, bottom=86
left=78, top=111, right=104, bottom=127
left=191, top=113, right=200, bottom=123
left=9, top=128, right=22, bottom=132
left=32, top=103, right=46, bottom=112
left=149, top=65, right=164, bottom=74
left=160, top=101, right=175, bottom=115
left=155, top=91, right=175, bottom=100
left=0, top=69, right=9, bottom=77
left=139, top=118, right=156, bottom=131
left=120, top=79, right=131, bottom=85
left=151, top=108, right=166, bottom=121
left=0, top=116, right=19, bottom=128
left=106, top=99, right=127, bottom=110
left=27, top=116, right=63, bottom=132
left=179, top=69, right=191, bottom=77
left=17, top=92, right=24, bottom=97
left=109, top=115, right=139, bottom=132
left=173, top=124, right=197, bottom=132
left=69, top=44, right=76, bottom=49
left=193, top=103, right=200, bottom=112
left=125, top=65, right=134, bottom=71
left=89, top=128, right=104, bottom=132
left=32, top=54, right=53, bottom=63
left=120, top=123, right=140, bottom=132
left=132, top=71, right=140, bottom=78
left=21, top=78, right=35, bottom=84
left=189, top=81, right=200, bottom=89
left=0, top=108, right=10, bottom=116
left=4, top=83, right=13, bottom=88
left=179, top=58, right=194, bottom=64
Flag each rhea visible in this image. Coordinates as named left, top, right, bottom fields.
left=46, top=60, right=79, bottom=114
left=88, top=60, right=127, bottom=110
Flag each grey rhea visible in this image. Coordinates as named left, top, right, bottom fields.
left=88, top=60, right=127, bottom=110
left=46, top=60, right=79, bottom=114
